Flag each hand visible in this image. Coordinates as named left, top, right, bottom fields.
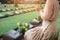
left=35, top=5, right=42, bottom=12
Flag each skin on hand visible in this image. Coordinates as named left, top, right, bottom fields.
left=35, top=5, right=42, bottom=12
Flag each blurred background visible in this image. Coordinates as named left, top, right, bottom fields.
left=0, top=0, right=60, bottom=40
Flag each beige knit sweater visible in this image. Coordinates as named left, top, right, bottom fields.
left=40, top=0, right=59, bottom=21
left=24, top=0, right=59, bottom=40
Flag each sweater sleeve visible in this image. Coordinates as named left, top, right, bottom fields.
left=40, top=0, right=53, bottom=20
left=50, top=0, right=59, bottom=21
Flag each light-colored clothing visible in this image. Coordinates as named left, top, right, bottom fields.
left=40, top=0, right=59, bottom=21
left=24, top=0, right=59, bottom=40
left=24, top=21, right=58, bottom=40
